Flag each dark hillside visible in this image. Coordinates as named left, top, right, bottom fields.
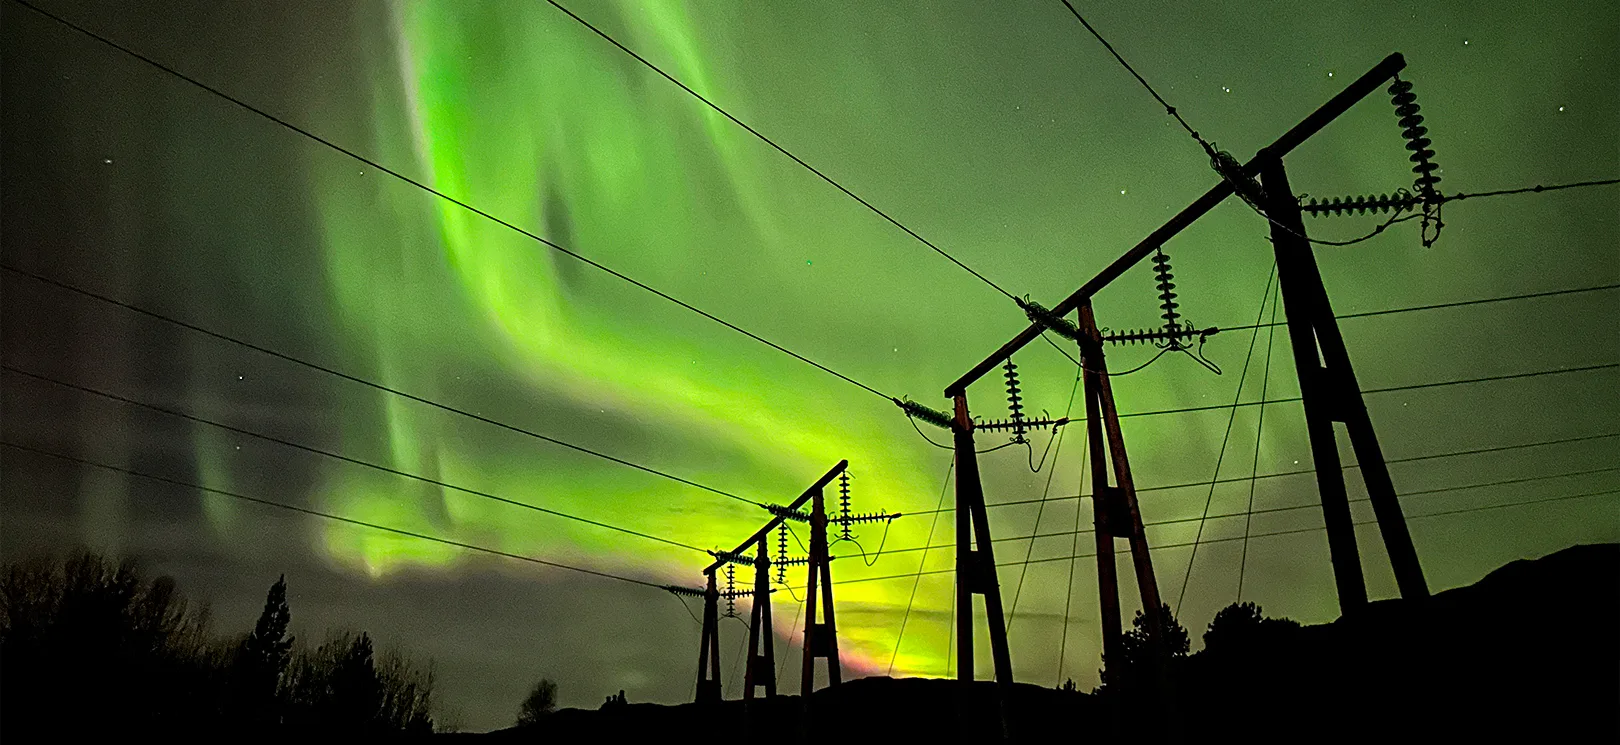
left=482, top=544, right=1618, bottom=741
left=1182, top=542, right=1618, bottom=740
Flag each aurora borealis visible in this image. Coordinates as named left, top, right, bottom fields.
left=3, top=0, right=1616, bottom=731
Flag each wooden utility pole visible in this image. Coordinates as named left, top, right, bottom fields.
left=951, top=394, right=1015, bottom=685
left=695, top=572, right=723, bottom=703
left=741, top=541, right=776, bottom=700
left=939, top=52, right=1425, bottom=621
left=1076, top=302, right=1167, bottom=683
left=1260, top=159, right=1430, bottom=609
left=800, top=486, right=842, bottom=692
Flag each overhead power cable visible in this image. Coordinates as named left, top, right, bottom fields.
left=885, top=464, right=1620, bottom=558
left=1, top=265, right=759, bottom=506
left=1437, top=177, right=1620, bottom=204
left=1057, top=0, right=1207, bottom=147
left=887, top=457, right=954, bottom=677
left=3, top=365, right=709, bottom=555
left=1055, top=2, right=1426, bottom=248
left=1110, top=362, right=1617, bottom=422
left=541, top=0, right=1019, bottom=301
left=8, top=0, right=892, bottom=402
left=2, top=441, right=667, bottom=589
left=1219, top=283, right=1619, bottom=333
left=927, top=362, right=1613, bottom=455
left=906, top=430, right=1620, bottom=517
left=1006, top=365, right=1083, bottom=632
left=1237, top=279, right=1282, bottom=601
left=842, top=487, right=1619, bottom=586
left=1174, top=266, right=1277, bottom=613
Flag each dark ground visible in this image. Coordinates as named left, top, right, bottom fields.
left=469, top=543, right=1618, bottom=742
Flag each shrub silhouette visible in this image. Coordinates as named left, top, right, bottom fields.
left=518, top=677, right=559, bottom=725
left=1202, top=601, right=1300, bottom=655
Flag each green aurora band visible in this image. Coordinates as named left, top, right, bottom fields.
left=153, top=0, right=1614, bottom=687
left=299, top=1, right=959, bottom=676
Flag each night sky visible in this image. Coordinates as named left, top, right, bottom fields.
left=3, top=0, right=1616, bottom=732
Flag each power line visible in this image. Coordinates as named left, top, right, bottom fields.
left=541, top=0, right=1018, bottom=302
left=1175, top=267, right=1277, bottom=613
left=7, top=0, right=892, bottom=402
left=2, top=441, right=667, bottom=589
left=841, top=487, right=1618, bottom=586
left=889, top=465, right=1620, bottom=558
left=2, top=265, right=761, bottom=506
left=1237, top=279, right=1282, bottom=601
left=887, top=457, right=954, bottom=676
left=1111, top=361, right=1617, bottom=422
left=778, top=596, right=805, bottom=680
left=1027, top=357, right=1615, bottom=431
left=1053, top=5, right=1431, bottom=249
left=1219, top=283, right=1619, bottom=333
left=1056, top=429, right=1087, bottom=686
left=910, top=362, right=1616, bottom=498
left=1006, top=366, right=1083, bottom=632
left=2, top=365, right=710, bottom=555
left=1056, top=0, right=1206, bottom=147
left=906, top=430, right=1620, bottom=517
left=1438, top=177, right=1620, bottom=204
left=1061, top=3, right=1616, bottom=250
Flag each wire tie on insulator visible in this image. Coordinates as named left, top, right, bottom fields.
left=1209, top=146, right=1267, bottom=208
left=1018, top=297, right=1085, bottom=343
left=895, top=397, right=955, bottom=430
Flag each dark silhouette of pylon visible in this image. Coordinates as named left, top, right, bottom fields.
left=949, top=394, right=1016, bottom=685
left=741, top=541, right=776, bottom=700
left=695, top=572, right=723, bottom=703
left=800, top=484, right=841, bottom=692
left=1076, top=301, right=1169, bottom=684
left=1259, top=159, right=1429, bottom=610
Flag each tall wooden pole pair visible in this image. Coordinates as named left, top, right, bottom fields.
left=694, top=464, right=847, bottom=703
left=946, top=306, right=1164, bottom=690
left=737, top=490, right=843, bottom=701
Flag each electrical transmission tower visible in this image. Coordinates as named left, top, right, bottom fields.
left=671, top=570, right=765, bottom=703
left=670, top=460, right=899, bottom=703
left=898, top=53, right=1436, bottom=703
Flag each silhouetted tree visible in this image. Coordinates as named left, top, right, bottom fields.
left=376, top=646, right=436, bottom=734
left=0, top=552, right=223, bottom=738
left=1202, top=601, right=1300, bottom=654
left=1101, top=604, right=1189, bottom=691
left=518, top=677, right=559, bottom=725
left=231, top=575, right=294, bottom=726
left=283, top=630, right=434, bottom=734
left=3, top=552, right=435, bottom=735
left=1120, top=603, right=1189, bottom=660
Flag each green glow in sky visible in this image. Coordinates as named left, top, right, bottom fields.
left=7, top=0, right=1612, bottom=716
left=263, top=0, right=1617, bottom=680
left=305, top=1, right=957, bottom=674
